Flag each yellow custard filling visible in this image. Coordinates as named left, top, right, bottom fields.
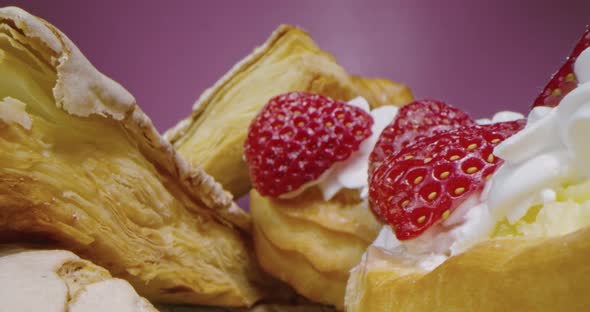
left=493, top=180, right=590, bottom=238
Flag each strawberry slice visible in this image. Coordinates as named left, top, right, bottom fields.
left=369, top=120, right=525, bottom=240
left=533, top=26, right=590, bottom=108
left=369, top=100, right=475, bottom=174
left=244, top=92, right=373, bottom=198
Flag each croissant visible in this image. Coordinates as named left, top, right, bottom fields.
left=165, top=25, right=412, bottom=198
left=0, top=6, right=283, bottom=307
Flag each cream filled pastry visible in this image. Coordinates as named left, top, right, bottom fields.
left=367, top=29, right=590, bottom=270
left=346, top=26, right=590, bottom=312
left=247, top=92, right=407, bottom=309
left=165, top=24, right=412, bottom=309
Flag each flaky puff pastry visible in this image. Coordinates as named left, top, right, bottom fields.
left=165, top=25, right=412, bottom=197
left=345, top=227, right=590, bottom=312
left=245, top=66, right=412, bottom=308
left=0, top=7, right=291, bottom=307
left=250, top=189, right=381, bottom=310
left=0, top=247, right=158, bottom=312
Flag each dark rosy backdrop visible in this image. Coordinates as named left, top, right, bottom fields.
left=6, top=0, right=590, bottom=130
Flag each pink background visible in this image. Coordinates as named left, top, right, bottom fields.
left=5, top=1, right=590, bottom=130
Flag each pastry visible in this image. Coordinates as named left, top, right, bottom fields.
left=244, top=91, right=411, bottom=309
left=0, top=7, right=282, bottom=307
left=345, top=26, right=590, bottom=311
left=165, top=25, right=412, bottom=197
left=250, top=189, right=378, bottom=309
left=164, top=26, right=411, bottom=308
left=0, top=247, right=158, bottom=312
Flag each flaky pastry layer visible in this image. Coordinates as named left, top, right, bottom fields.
left=251, top=189, right=381, bottom=309
left=165, top=25, right=412, bottom=197
left=0, top=6, right=281, bottom=307
left=345, top=227, right=590, bottom=311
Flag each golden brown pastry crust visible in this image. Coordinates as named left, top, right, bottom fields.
left=350, top=76, right=414, bottom=109
left=196, top=26, right=413, bottom=308
left=0, top=6, right=248, bottom=230
left=253, top=224, right=348, bottom=309
left=0, top=6, right=280, bottom=307
left=250, top=189, right=381, bottom=309
left=346, top=227, right=590, bottom=311
left=165, top=24, right=413, bottom=198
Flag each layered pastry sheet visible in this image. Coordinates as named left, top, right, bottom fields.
left=165, top=25, right=412, bottom=198
left=0, top=6, right=282, bottom=308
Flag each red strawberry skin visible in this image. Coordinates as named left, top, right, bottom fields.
left=369, top=99, right=475, bottom=174
left=533, top=26, right=590, bottom=108
left=369, top=120, right=525, bottom=240
left=244, top=92, right=373, bottom=198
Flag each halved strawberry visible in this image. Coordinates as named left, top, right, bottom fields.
left=244, top=92, right=373, bottom=198
left=369, top=120, right=525, bottom=240
left=369, top=100, right=475, bottom=174
left=533, top=25, right=590, bottom=108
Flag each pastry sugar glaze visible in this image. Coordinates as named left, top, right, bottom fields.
left=370, top=47, right=590, bottom=271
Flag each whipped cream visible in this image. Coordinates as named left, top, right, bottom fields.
left=372, top=193, right=493, bottom=271
left=370, top=48, right=590, bottom=272
left=476, top=111, right=525, bottom=125
left=489, top=46, right=590, bottom=222
left=281, top=97, right=398, bottom=200
left=369, top=110, right=527, bottom=271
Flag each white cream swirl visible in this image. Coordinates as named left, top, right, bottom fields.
left=280, top=97, right=398, bottom=200
left=476, top=111, right=526, bottom=125
left=489, top=47, right=590, bottom=221
left=370, top=47, right=590, bottom=272
left=369, top=110, right=524, bottom=271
